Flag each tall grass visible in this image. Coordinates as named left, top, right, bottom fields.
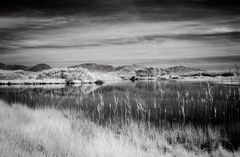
left=0, top=101, right=239, bottom=157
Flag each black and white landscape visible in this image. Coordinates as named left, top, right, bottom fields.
left=0, top=0, right=240, bottom=157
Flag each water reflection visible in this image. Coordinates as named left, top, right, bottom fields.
left=0, top=81, right=239, bottom=149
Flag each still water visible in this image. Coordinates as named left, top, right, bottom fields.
left=0, top=81, right=239, bottom=149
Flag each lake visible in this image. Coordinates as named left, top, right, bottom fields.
left=0, top=80, right=239, bottom=150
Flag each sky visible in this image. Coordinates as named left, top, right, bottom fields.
left=0, top=0, right=240, bottom=70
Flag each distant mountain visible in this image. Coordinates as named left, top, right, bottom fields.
left=0, top=63, right=52, bottom=72
left=70, top=63, right=150, bottom=72
left=0, top=63, right=29, bottom=71
left=165, top=66, right=203, bottom=74
left=28, top=64, right=52, bottom=72
left=0, top=62, right=204, bottom=75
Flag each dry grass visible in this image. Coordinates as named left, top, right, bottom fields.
left=0, top=101, right=239, bottom=157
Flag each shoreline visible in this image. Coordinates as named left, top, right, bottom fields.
left=0, top=75, right=239, bottom=86
left=0, top=64, right=239, bottom=86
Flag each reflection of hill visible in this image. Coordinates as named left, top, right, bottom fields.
left=94, top=81, right=136, bottom=93
left=79, top=84, right=100, bottom=95
left=0, top=84, right=101, bottom=98
left=135, top=81, right=158, bottom=92
left=39, top=84, right=101, bottom=96
left=0, top=84, right=66, bottom=89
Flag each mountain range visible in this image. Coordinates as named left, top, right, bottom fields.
left=0, top=63, right=52, bottom=72
left=0, top=62, right=203, bottom=74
